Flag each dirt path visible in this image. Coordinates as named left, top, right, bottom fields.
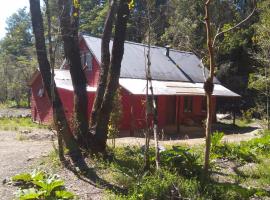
left=0, top=108, right=31, bottom=118
left=112, top=128, right=262, bottom=147
left=0, top=130, right=103, bottom=200
left=0, top=130, right=52, bottom=199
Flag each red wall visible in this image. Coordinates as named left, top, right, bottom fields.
left=31, top=74, right=53, bottom=124
left=31, top=74, right=217, bottom=135
left=79, top=39, right=100, bottom=87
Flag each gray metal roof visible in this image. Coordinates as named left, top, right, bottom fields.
left=82, top=35, right=219, bottom=83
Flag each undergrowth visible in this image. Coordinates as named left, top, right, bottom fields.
left=0, top=117, right=46, bottom=131
left=102, top=130, right=270, bottom=199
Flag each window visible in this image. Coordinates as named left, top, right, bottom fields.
left=80, top=52, right=93, bottom=71
left=37, top=88, right=44, bottom=97
left=201, top=97, right=207, bottom=112
left=184, top=96, right=193, bottom=113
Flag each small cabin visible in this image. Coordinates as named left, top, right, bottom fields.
left=29, top=35, right=240, bottom=137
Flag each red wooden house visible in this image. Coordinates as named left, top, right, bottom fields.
left=29, top=35, right=239, bottom=136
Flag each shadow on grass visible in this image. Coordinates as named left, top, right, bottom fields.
left=213, top=122, right=258, bottom=135
left=203, top=179, right=270, bottom=199
left=63, top=154, right=128, bottom=196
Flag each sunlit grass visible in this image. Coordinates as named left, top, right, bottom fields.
left=0, top=117, right=47, bottom=131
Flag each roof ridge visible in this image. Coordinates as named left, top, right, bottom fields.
left=82, top=34, right=194, bottom=55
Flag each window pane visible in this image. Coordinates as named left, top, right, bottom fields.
left=184, top=96, right=193, bottom=112
left=201, top=97, right=207, bottom=112
left=86, top=53, right=93, bottom=71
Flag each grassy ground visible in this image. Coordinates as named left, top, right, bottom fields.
left=0, top=117, right=46, bottom=131
left=36, top=129, right=270, bottom=199
left=90, top=129, right=270, bottom=200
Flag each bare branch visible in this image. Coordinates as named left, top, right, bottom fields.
left=212, top=3, right=256, bottom=47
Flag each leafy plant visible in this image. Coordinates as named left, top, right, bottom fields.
left=211, top=131, right=224, bottom=150
left=159, top=146, right=202, bottom=177
left=12, top=170, right=75, bottom=199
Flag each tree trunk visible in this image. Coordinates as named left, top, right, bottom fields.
left=203, top=0, right=215, bottom=174
left=90, top=0, right=116, bottom=127
left=93, top=0, right=130, bottom=153
left=29, top=0, right=81, bottom=159
left=266, top=63, right=269, bottom=130
left=58, top=0, right=90, bottom=148
left=44, top=0, right=64, bottom=161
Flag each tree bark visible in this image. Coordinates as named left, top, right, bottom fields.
left=203, top=0, right=215, bottom=174
left=93, top=0, right=130, bottom=153
left=29, top=0, right=80, bottom=159
left=58, top=0, right=90, bottom=148
left=90, top=0, right=117, bottom=127
left=44, top=0, right=64, bottom=161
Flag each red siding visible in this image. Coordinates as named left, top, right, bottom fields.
left=79, top=38, right=100, bottom=87
left=30, top=74, right=53, bottom=124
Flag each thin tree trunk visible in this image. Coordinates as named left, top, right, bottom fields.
left=266, top=62, right=269, bottom=130
left=29, top=0, right=81, bottom=160
left=94, top=0, right=130, bottom=153
left=203, top=0, right=215, bottom=174
left=145, top=2, right=160, bottom=170
left=146, top=39, right=160, bottom=170
left=44, top=0, right=64, bottom=161
left=58, top=0, right=90, bottom=148
left=90, top=0, right=116, bottom=127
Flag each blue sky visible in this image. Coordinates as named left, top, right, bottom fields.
left=0, top=0, right=29, bottom=39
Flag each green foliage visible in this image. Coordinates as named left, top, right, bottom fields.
left=12, top=170, right=75, bottom=200
left=80, top=1, right=108, bottom=37
left=211, top=131, right=224, bottom=158
left=0, top=117, right=46, bottom=131
left=159, top=146, right=202, bottom=177
left=108, top=168, right=266, bottom=200
left=248, top=0, right=270, bottom=122
left=103, top=131, right=270, bottom=199
left=0, top=7, right=36, bottom=104
left=108, top=89, right=123, bottom=147
left=211, top=130, right=270, bottom=163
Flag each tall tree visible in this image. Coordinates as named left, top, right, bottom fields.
left=203, top=0, right=215, bottom=174
left=250, top=0, right=270, bottom=129
left=203, top=0, right=256, bottom=173
left=0, top=8, right=34, bottom=104
left=91, top=0, right=130, bottom=153
left=90, top=0, right=117, bottom=127
left=29, top=0, right=81, bottom=160
left=58, top=0, right=91, bottom=148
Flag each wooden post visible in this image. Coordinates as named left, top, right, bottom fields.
left=232, top=99, right=236, bottom=125
left=176, top=96, right=180, bottom=134
left=130, top=95, right=135, bottom=136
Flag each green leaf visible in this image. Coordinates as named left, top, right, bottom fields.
left=55, top=190, right=75, bottom=199
left=31, top=170, right=45, bottom=181
left=12, top=173, right=32, bottom=182
left=15, top=188, right=43, bottom=200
